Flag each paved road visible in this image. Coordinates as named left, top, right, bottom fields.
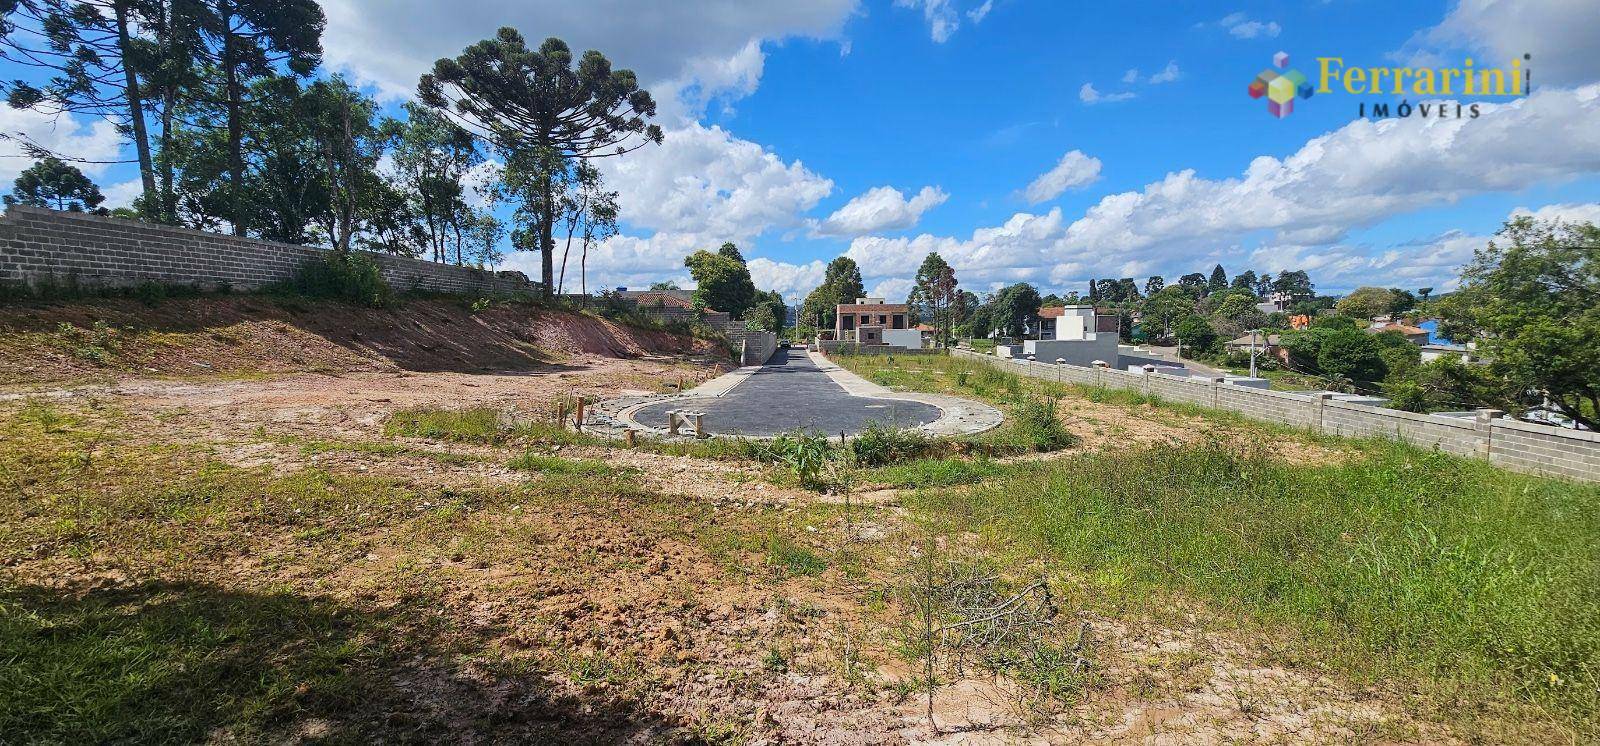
left=631, top=348, right=943, bottom=436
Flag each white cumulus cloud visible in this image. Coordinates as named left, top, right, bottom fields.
left=814, top=185, right=948, bottom=236
left=1022, top=150, right=1102, bottom=204
left=1078, top=82, right=1135, bottom=105
left=1399, top=0, right=1600, bottom=87
left=1218, top=12, right=1280, bottom=39
left=0, top=109, right=124, bottom=186
left=596, top=121, right=833, bottom=241
left=895, top=0, right=960, bottom=42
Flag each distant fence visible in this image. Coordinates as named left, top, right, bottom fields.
left=950, top=348, right=1600, bottom=483
left=0, top=205, right=539, bottom=296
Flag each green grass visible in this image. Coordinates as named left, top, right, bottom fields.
left=909, top=437, right=1600, bottom=736
left=507, top=452, right=622, bottom=476
left=383, top=407, right=607, bottom=448
left=766, top=535, right=828, bottom=578
left=865, top=457, right=1009, bottom=488
left=384, top=406, right=504, bottom=443
left=0, top=581, right=384, bottom=743
left=258, top=430, right=484, bottom=465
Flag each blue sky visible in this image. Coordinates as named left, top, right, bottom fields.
left=4, top=0, right=1598, bottom=301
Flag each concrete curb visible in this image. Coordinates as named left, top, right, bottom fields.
left=589, top=350, right=1004, bottom=440
left=808, top=350, right=1004, bottom=438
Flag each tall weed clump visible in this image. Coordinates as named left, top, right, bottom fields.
left=285, top=252, right=392, bottom=308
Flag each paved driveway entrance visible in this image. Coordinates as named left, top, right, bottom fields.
left=629, top=348, right=943, bottom=436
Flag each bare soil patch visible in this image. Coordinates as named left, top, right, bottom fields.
left=0, top=295, right=723, bottom=386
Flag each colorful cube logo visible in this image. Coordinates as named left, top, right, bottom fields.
left=1249, top=52, right=1312, bottom=117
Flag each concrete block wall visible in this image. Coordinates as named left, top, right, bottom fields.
left=739, top=330, right=778, bottom=366
left=951, top=347, right=1600, bottom=483
left=0, top=205, right=539, bottom=296
left=1320, top=399, right=1478, bottom=457
left=1215, top=385, right=1318, bottom=429
left=1489, top=419, right=1600, bottom=481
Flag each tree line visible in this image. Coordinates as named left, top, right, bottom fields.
left=797, top=220, right=1595, bottom=428
left=0, top=2, right=659, bottom=296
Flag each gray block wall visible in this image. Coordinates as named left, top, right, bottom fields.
left=951, top=348, right=1600, bottom=483
left=0, top=205, right=539, bottom=296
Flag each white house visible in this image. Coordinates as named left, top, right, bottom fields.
left=1015, top=305, right=1120, bottom=367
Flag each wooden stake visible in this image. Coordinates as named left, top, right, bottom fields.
left=625, top=429, right=637, bottom=447
left=574, top=397, right=585, bottom=431
left=557, top=402, right=567, bottom=428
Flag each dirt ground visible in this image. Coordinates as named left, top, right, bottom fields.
left=1, top=301, right=1452, bottom=742
left=5, top=374, right=1445, bottom=743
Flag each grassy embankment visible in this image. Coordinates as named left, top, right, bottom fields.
left=830, top=351, right=1600, bottom=740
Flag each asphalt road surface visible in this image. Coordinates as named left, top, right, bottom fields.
left=631, top=348, right=943, bottom=436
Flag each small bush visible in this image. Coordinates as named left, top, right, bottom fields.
left=133, top=281, right=167, bottom=306
left=850, top=421, right=939, bottom=467
left=53, top=320, right=121, bottom=364
left=284, top=252, right=392, bottom=308
left=748, top=431, right=837, bottom=486
left=1003, top=397, right=1077, bottom=452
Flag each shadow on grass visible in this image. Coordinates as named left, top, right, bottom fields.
left=0, top=580, right=680, bottom=744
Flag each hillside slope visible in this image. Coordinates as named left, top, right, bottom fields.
left=0, top=296, right=725, bottom=386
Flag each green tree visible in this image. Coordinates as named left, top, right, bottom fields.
left=800, top=256, right=865, bottom=328
left=1231, top=270, right=1258, bottom=292
left=1174, top=314, right=1217, bottom=356
left=1214, top=292, right=1258, bottom=320
left=1177, top=272, right=1207, bottom=296
left=388, top=102, right=483, bottom=263
left=1144, top=275, right=1164, bottom=295
left=1390, top=357, right=1517, bottom=413
left=822, top=256, right=865, bottom=301
left=717, top=241, right=745, bottom=263
left=303, top=76, right=385, bottom=252
left=1316, top=330, right=1386, bottom=383
left=1272, top=269, right=1314, bottom=299
left=1117, top=277, right=1141, bottom=303
left=908, top=252, right=959, bottom=347
left=1334, top=286, right=1397, bottom=321
left=4, top=157, right=106, bottom=212
left=189, top=0, right=325, bottom=234
left=1310, top=314, right=1361, bottom=331
left=0, top=0, right=163, bottom=210
left=1095, top=278, right=1121, bottom=304
left=991, top=283, right=1041, bottom=338
left=1378, top=344, right=1421, bottom=381
left=420, top=31, right=662, bottom=296
left=684, top=249, right=756, bottom=316
left=1388, top=288, right=1416, bottom=314
left=1141, top=286, right=1195, bottom=342
left=1207, top=264, right=1228, bottom=294
left=744, top=289, right=786, bottom=334
left=1442, top=217, right=1600, bottom=428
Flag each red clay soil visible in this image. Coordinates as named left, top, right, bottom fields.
left=0, top=296, right=726, bottom=386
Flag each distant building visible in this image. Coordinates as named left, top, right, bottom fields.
left=1224, top=333, right=1282, bottom=353
left=835, top=297, right=916, bottom=348
left=1420, top=342, right=1481, bottom=364
left=1368, top=322, right=1429, bottom=345
left=1002, top=305, right=1119, bottom=367
left=1255, top=292, right=1296, bottom=314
